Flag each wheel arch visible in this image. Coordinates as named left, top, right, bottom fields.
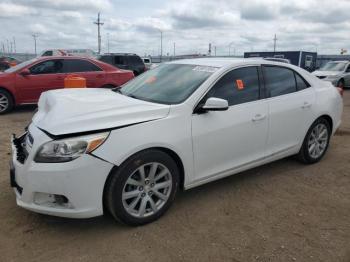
left=102, top=146, right=186, bottom=213
left=317, top=114, right=333, bottom=134
left=0, top=86, right=15, bottom=104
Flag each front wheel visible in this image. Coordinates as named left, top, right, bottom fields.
left=105, top=150, right=180, bottom=226
left=297, top=118, right=331, bottom=164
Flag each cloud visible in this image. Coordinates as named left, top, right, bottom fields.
left=0, top=2, right=36, bottom=17
left=13, top=0, right=112, bottom=12
left=0, top=0, right=349, bottom=56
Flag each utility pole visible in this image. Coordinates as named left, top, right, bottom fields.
left=94, top=12, right=104, bottom=54
left=32, top=34, right=38, bottom=55
left=6, top=39, right=9, bottom=54
left=273, top=34, right=277, bottom=53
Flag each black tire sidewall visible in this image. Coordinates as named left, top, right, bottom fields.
left=106, top=150, right=179, bottom=226
left=0, top=89, right=14, bottom=114
left=301, top=118, right=331, bottom=164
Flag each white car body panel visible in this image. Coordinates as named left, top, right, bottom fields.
left=10, top=58, right=343, bottom=218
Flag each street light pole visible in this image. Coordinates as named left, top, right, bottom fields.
left=158, top=29, right=163, bottom=62
left=228, top=42, right=234, bottom=56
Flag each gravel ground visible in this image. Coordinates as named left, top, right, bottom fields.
left=0, top=91, right=349, bottom=262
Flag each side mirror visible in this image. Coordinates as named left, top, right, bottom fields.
left=20, top=69, right=30, bottom=76
left=201, top=97, right=229, bottom=112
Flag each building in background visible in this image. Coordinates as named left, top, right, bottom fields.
left=244, top=51, right=317, bottom=72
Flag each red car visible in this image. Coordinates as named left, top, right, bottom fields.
left=0, top=56, right=134, bottom=113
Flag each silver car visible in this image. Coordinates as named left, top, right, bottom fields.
left=312, top=61, right=350, bottom=88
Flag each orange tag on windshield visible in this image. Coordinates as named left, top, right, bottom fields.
left=146, top=76, right=157, bottom=84
left=236, top=79, right=244, bottom=90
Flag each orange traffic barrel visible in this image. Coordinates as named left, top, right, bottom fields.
left=64, top=74, right=86, bottom=88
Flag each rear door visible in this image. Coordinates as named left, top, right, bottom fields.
left=262, top=65, right=316, bottom=156
left=63, top=59, right=106, bottom=88
left=16, top=59, right=65, bottom=103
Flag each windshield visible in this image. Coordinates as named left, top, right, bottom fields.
left=319, top=62, right=347, bottom=72
left=4, top=58, right=38, bottom=73
left=120, top=64, right=217, bottom=104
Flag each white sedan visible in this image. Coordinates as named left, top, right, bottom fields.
left=10, top=58, right=343, bottom=225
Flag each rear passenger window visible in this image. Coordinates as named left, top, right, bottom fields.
left=63, top=59, right=102, bottom=73
left=208, top=67, right=260, bottom=106
left=295, top=73, right=310, bottom=90
left=114, top=56, right=125, bottom=65
left=263, top=66, right=296, bottom=97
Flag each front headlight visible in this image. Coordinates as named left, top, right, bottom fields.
left=34, top=132, right=109, bottom=163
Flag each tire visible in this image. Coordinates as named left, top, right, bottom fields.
left=297, top=118, right=331, bottom=164
left=0, top=89, right=14, bottom=114
left=105, top=149, right=180, bottom=226
left=337, top=79, right=345, bottom=89
left=101, top=84, right=116, bottom=89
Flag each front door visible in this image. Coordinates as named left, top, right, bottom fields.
left=16, top=59, right=65, bottom=103
left=192, top=66, right=269, bottom=182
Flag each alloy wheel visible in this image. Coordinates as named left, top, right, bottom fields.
left=0, top=93, right=9, bottom=113
left=122, top=162, right=173, bottom=218
left=308, top=123, right=329, bottom=159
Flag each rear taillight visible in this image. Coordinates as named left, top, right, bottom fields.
left=337, top=87, right=344, bottom=97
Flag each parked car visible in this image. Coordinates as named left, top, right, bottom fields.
left=10, top=58, right=343, bottom=225
left=142, top=57, right=152, bottom=70
left=98, top=53, right=146, bottom=76
left=40, top=49, right=97, bottom=58
left=0, top=56, right=134, bottom=113
left=312, top=61, right=350, bottom=89
left=0, top=56, right=21, bottom=71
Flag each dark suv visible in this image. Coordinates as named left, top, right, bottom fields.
left=98, top=53, right=146, bottom=76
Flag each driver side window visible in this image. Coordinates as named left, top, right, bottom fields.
left=29, top=60, right=63, bottom=75
left=346, top=65, right=350, bottom=73
left=207, top=66, right=260, bottom=106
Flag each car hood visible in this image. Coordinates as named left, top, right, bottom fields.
left=312, top=70, right=341, bottom=77
left=32, top=88, right=170, bottom=136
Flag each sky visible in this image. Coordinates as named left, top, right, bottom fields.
left=0, top=0, right=349, bottom=56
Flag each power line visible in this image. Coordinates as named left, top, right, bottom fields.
left=94, top=12, right=104, bottom=54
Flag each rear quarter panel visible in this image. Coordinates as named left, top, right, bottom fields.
left=313, top=80, right=343, bottom=134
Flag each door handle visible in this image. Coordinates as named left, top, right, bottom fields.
left=252, top=114, right=266, bottom=122
left=301, top=102, right=312, bottom=109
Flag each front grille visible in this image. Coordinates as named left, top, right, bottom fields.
left=13, top=134, right=28, bottom=164
left=317, top=76, right=326, bottom=79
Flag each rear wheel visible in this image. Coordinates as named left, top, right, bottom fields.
left=105, top=150, right=179, bottom=226
left=297, top=118, right=331, bottom=164
left=0, top=89, right=14, bottom=114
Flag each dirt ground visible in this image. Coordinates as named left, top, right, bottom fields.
left=0, top=92, right=349, bottom=262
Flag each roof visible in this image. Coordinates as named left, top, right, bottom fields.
left=168, top=57, right=271, bottom=68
